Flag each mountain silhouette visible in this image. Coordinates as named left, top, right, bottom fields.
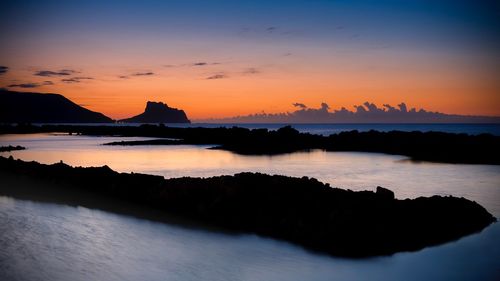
left=120, top=101, right=190, bottom=123
left=0, top=90, right=113, bottom=123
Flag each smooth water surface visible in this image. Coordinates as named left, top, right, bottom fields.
left=1, top=133, right=499, bottom=281
left=2, top=133, right=499, bottom=215
left=31, top=123, right=500, bottom=136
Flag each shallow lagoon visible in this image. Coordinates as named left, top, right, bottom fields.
left=1, top=133, right=499, bottom=281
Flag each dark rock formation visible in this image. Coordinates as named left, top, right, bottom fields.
left=0, top=90, right=113, bottom=123
left=0, top=145, right=25, bottom=152
left=103, top=139, right=185, bottom=146
left=120, top=101, right=190, bottom=123
left=0, top=156, right=495, bottom=257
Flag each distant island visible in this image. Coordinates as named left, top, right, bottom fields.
left=0, top=156, right=495, bottom=257
left=0, top=90, right=113, bottom=123
left=119, top=101, right=190, bottom=123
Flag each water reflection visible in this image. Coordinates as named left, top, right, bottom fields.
left=1, top=133, right=499, bottom=216
left=1, top=133, right=500, bottom=281
left=1, top=196, right=499, bottom=281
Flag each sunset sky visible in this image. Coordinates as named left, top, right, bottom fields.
left=1, top=0, right=499, bottom=120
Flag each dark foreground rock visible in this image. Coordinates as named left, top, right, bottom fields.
left=0, top=156, right=495, bottom=257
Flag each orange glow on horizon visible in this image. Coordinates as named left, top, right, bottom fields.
left=1, top=47, right=499, bottom=120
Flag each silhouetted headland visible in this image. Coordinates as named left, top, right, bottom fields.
left=0, top=156, right=495, bottom=257
left=119, top=101, right=190, bottom=123
left=0, top=145, right=25, bottom=152
left=0, top=90, right=113, bottom=123
left=2, top=124, right=498, bottom=164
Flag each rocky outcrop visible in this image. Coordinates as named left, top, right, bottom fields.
left=0, top=156, right=495, bottom=257
left=120, top=101, right=190, bottom=123
left=0, top=145, right=25, bottom=152
left=0, top=90, right=113, bottom=123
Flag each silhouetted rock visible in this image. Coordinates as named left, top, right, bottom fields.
left=0, top=90, right=113, bottom=123
left=376, top=186, right=395, bottom=200
left=0, top=156, right=495, bottom=257
left=120, top=101, right=190, bottom=123
left=0, top=145, right=25, bottom=152
left=103, top=139, right=185, bottom=146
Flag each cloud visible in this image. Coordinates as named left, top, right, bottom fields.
left=61, top=77, right=93, bottom=83
left=201, top=102, right=500, bottom=123
left=292, top=103, right=307, bottom=109
left=131, top=72, right=154, bottom=76
left=0, top=66, right=8, bottom=75
left=8, top=81, right=53, bottom=88
left=238, top=26, right=300, bottom=38
left=320, top=102, right=330, bottom=111
left=243, top=68, right=260, bottom=74
left=266, top=26, right=277, bottom=33
left=34, top=69, right=77, bottom=77
left=118, top=72, right=154, bottom=79
left=398, top=102, right=408, bottom=113
left=192, top=62, right=220, bottom=66
left=206, top=73, right=227, bottom=80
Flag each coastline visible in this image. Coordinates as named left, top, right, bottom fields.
left=0, top=156, right=495, bottom=258
left=2, top=124, right=499, bottom=164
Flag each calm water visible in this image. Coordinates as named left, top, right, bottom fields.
left=33, top=122, right=500, bottom=136
left=1, top=133, right=499, bottom=281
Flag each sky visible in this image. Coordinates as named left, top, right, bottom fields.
left=0, top=0, right=499, bottom=120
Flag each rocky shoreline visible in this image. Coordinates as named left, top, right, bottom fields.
left=0, top=156, right=495, bottom=257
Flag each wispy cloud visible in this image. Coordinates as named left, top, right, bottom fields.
left=206, top=73, right=227, bottom=80
left=238, top=26, right=300, bottom=37
left=0, top=66, right=8, bottom=75
left=61, top=77, right=94, bottom=83
left=292, top=102, right=307, bottom=109
left=8, top=81, right=53, bottom=88
left=266, top=26, right=277, bottom=33
left=34, top=69, right=78, bottom=77
left=191, top=62, right=220, bottom=66
left=119, top=72, right=155, bottom=79
left=243, top=67, right=259, bottom=74
left=132, top=72, right=154, bottom=76
left=162, top=62, right=222, bottom=68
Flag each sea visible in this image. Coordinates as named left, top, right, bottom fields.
left=33, top=122, right=500, bottom=136
left=0, top=123, right=499, bottom=281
